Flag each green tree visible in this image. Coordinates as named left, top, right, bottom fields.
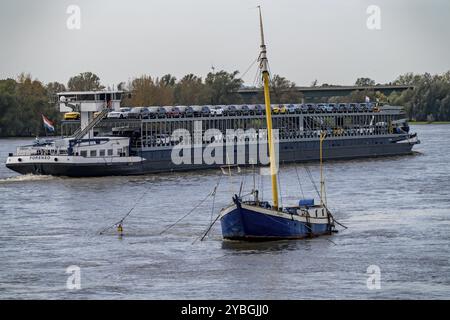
left=46, top=81, right=66, bottom=103
left=355, top=77, right=376, bottom=86
left=204, top=70, right=243, bottom=105
left=67, top=72, right=104, bottom=91
left=174, top=74, right=208, bottom=105
left=268, top=74, right=303, bottom=103
left=0, top=74, right=58, bottom=137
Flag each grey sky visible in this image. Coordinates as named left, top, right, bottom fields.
left=0, top=0, right=449, bottom=87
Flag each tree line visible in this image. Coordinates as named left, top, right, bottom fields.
left=0, top=70, right=449, bottom=136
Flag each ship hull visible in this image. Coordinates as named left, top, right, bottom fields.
left=5, top=162, right=144, bottom=177
left=220, top=203, right=333, bottom=241
left=6, top=136, right=417, bottom=177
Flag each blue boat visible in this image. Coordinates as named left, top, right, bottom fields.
left=219, top=7, right=336, bottom=241
left=220, top=196, right=334, bottom=241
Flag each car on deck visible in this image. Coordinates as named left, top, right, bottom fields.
left=107, top=107, right=132, bottom=119
left=63, top=112, right=80, bottom=120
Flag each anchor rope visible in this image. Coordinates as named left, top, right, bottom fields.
left=99, top=182, right=152, bottom=235
left=160, top=175, right=222, bottom=236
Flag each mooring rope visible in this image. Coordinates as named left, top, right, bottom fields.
left=160, top=175, right=222, bottom=236
left=99, top=182, right=152, bottom=235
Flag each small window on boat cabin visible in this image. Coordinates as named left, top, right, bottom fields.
left=99, top=150, right=105, bottom=157
left=107, top=149, right=113, bottom=156
left=90, top=150, right=97, bottom=157
left=80, top=150, right=87, bottom=157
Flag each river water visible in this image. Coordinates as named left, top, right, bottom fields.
left=0, top=125, right=449, bottom=299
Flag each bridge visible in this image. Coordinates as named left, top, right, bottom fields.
left=237, top=85, right=413, bottom=103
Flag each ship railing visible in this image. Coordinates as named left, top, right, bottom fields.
left=135, top=125, right=396, bottom=148
left=15, top=145, right=66, bottom=156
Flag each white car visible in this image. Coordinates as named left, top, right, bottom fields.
left=210, top=105, right=225, bottom=116
left=107, top=107, right=132, bottom=119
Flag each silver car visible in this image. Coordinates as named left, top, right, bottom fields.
left=107, top=107, right=132, bottom=119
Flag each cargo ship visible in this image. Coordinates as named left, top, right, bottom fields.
left=5, top=89, right=419, bottom=177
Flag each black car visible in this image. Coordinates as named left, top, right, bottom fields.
left=348, top=103, right=358, bottom=112
left=224, top=105, right=238, bottom=116
left=239, top=105, right=251, bottom=115
left=306, top=104, right=316, bottom=113
left=337, top=103, right=348, bottom=112
left=249, top=104, right=264, bottom=115
left=191, top=105, right=211, bottom=117
left=128, top=107, right=150, bottom=119
left=148, top=106, right=166, bottom=118
left=178, top=106, right=195, bottom=117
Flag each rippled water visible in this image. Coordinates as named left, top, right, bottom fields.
left=0, top=125, right=449, bottom=299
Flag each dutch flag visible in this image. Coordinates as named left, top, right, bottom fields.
left=42, top=114, right=55, bottom=132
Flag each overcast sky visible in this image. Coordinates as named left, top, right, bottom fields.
left=1, top=0, right=449, bottom=87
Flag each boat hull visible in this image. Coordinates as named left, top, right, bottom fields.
left=220, top=203, right=333, bottom=241
left=6, top=136, right=417, bottom=177
left=5, top=155, right=145, bottom=177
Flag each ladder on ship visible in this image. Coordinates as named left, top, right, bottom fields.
left=72, top=108, right=109, bottom=140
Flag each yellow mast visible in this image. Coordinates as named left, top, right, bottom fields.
left=258, top=6, right=279, bottom=210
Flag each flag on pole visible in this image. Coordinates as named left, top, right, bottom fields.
left=42, top=114, right=55, bottom=132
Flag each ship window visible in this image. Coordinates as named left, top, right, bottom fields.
left=100, top=150, right=105, bottom=156
left=107, top=149, right=113, bottom=156
left=90, top=150, right=97, bottom=157
left=80, top=151, right=87, bottom=157
left=79, top=94, right=95, bottom=101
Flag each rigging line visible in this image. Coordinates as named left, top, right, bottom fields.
left=99, top=182, right=151, bottom=235
left=305, top=165, right=320, bottom=197
left=303, top=165, right=347, bottom=230
left=194, top=211, right=222, bottom=244
left=253, top=65, right=261, bottom=88
left=159, top=190, right=214, bottom=236
left=295, top=165, right=305, bottom=200
left=252, top=164, right=256, bottom=194
left=240, top=57, right=259, bottom=82
left=260, top=171, right=264, bottom=200
left=277, top=169, right=283, bottom=208
left=210, top=174, right=223, bottom=224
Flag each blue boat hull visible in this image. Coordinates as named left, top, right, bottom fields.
left=220, top=203, right=333, bottom=241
